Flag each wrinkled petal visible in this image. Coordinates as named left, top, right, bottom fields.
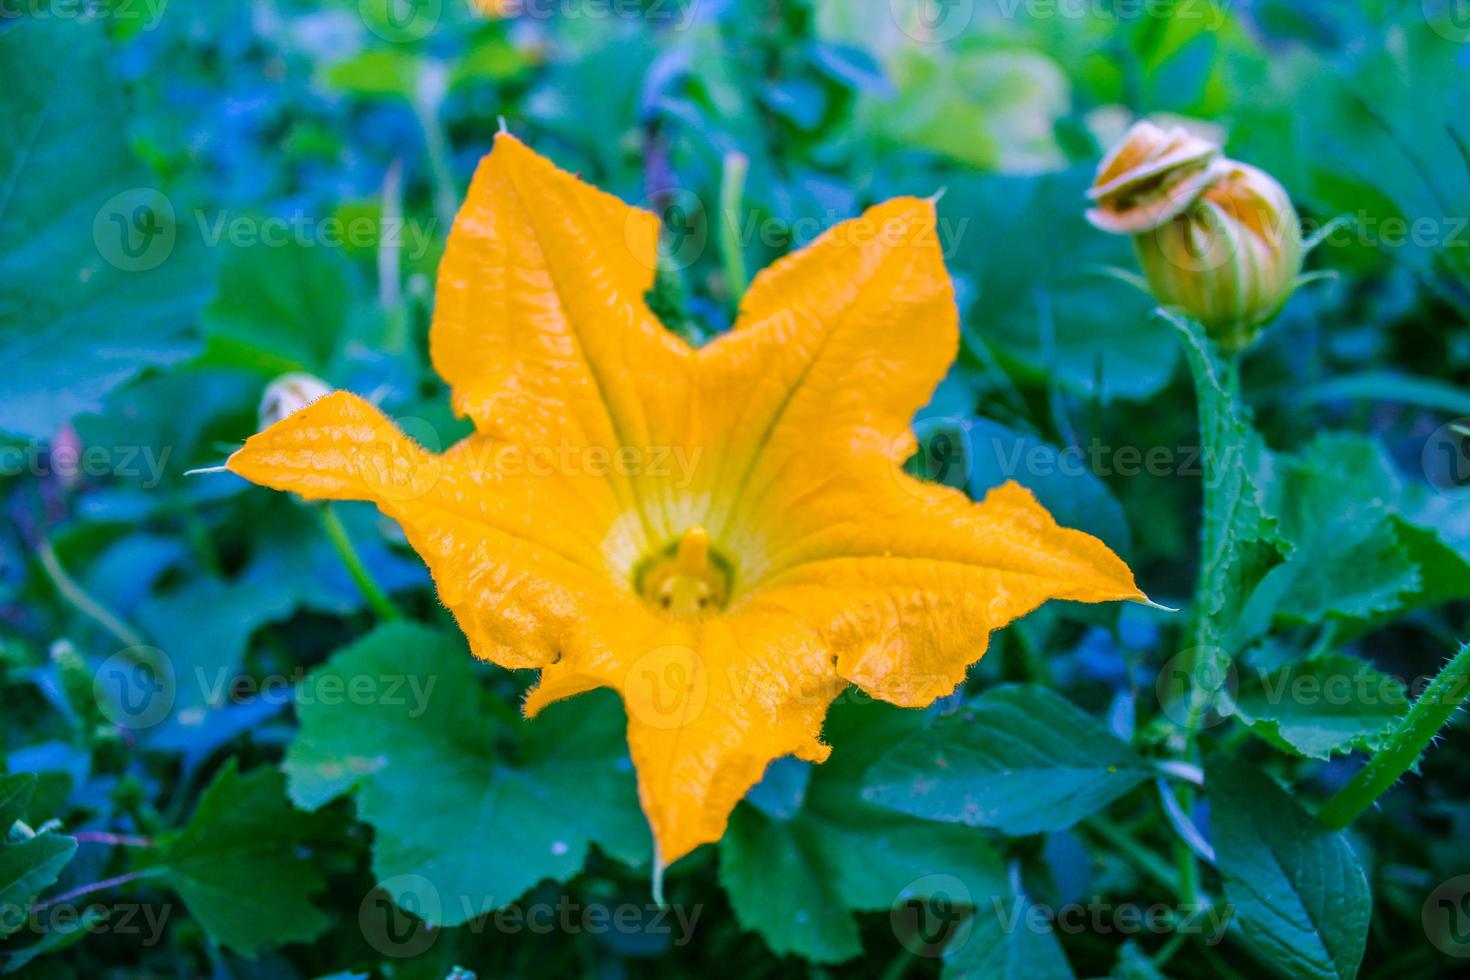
left=226, top=391, right=633, bottom=669
left=432, top=132, right=695, bottom=549
left=694, top=196, right=959, bottom=541
left=523, top=603, right=841, bottom=865
left=742, top=469, right=1145, bottom=706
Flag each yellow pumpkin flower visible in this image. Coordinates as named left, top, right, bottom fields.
left=227, top=134, right=1147, bottom=869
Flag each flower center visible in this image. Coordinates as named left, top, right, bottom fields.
left=635, top=526, right=733, bottom=617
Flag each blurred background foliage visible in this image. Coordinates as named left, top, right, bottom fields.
left=3, top=0, right=1470, bottom=977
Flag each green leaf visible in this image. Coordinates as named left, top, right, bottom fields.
left=873, top=48, right=1069, bottom=171
left=1293, top=371, right=1470, bottom=417
left=861, top=685, right=1150, bottom=835
left=965, top=417, right=1132, bottom=558
left=1242, top=435, right=1470, bottom=634
left=0, top=774, right=36, bottom=832
left=1280, top=18, right=1470, bottom=288
left=0, top=834, right=77, bottom=940
left=0, top=16, right=205, bottom=439
left=132, top=574, right=304, bottom=745
left=285, top=623, right=649, bottom=926
left=942, top=168, right=1178, bottom=402
left=137, top=761, right=329, bottom=957
left=322, top=50, right=423, bottom=100
left=197, top=242, right=352, bottom=376
left=1206, top=757, right=1370, bottom=980
left=3, top=905, right=108, bottom=974
left=453, top=36, right=536, bottom=87
left=1229, top=655, right=1408, bottom=760
left=0, top=773, right=76, bottom=940
left=720, top=700, right=1007, bottom=963
left=942, top=877, right=1075, bottom=980
left=1258, top=436, right=1419, bottom=622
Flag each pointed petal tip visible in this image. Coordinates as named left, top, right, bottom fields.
left=650, top=847, right=667, bottom=908
left=1136, top=595, right=1179, bottom=613
left=184, top=463, right=232, bottom=477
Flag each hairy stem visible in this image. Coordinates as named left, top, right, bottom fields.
left=1172, top=346, right=1243, bottom=905
left=1318, top=643, right=1470, bottom=829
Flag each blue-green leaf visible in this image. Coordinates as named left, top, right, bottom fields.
left=285, top=623, right=649, bottom=926
left=0, top=17, right=206, bottom=439
left=862, top=685, right=1150, bottom=835
left=1206, top=757, right=1370, bottom=980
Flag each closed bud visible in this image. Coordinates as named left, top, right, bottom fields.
left=258, top=372, right=332, bottom=430
left=1089, top=121, right=1304, bottom=350
left=1133, top=161, right=1303, bottom=350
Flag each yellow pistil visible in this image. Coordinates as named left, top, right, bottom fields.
left=638, top=526, right=730, bottom=617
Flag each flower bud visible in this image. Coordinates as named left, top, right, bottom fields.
left=1132, top=161, right=1303, bottom=350
left=258, top=373, right=332, bottom=430
left=1086, top=120, right=1227, bottom=234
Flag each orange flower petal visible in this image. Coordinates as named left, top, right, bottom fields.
left=745, top=475, right=1145, bottom=707
left=226, top=390, right=631, bottom=669
left=430, top=132, right=695, bottom=548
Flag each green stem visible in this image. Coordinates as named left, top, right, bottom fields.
left=1174, top=832, right=1200, bottom=908
left=36, top=538, right=147, bottom=650
left=378, top=158, right=409, bottom=354
left=184, top=510, right=223, bottom=579
left=29, top=867, right=165, bottom=913
left=1007, top=624, right=1053, bottom=685
left=70, top=831, right=155, bottom=848
left=1086, top=816, right=1180, bottom=895
left=717, top=151, right=749, bottom=305
left=1172, top=348, right=1243, bottom=905
left=318, top=505, right=402, bottom=622
left=1151, top=929, right=1189, bottom=967
left=412, top=61, right=458, bottom=234
left=878, top=945, right=915, bottom=980
left=1317, top=643, right=1470, bottom=829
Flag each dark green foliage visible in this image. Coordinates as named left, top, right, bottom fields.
left=4, top=2, right=1470, bottom=977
